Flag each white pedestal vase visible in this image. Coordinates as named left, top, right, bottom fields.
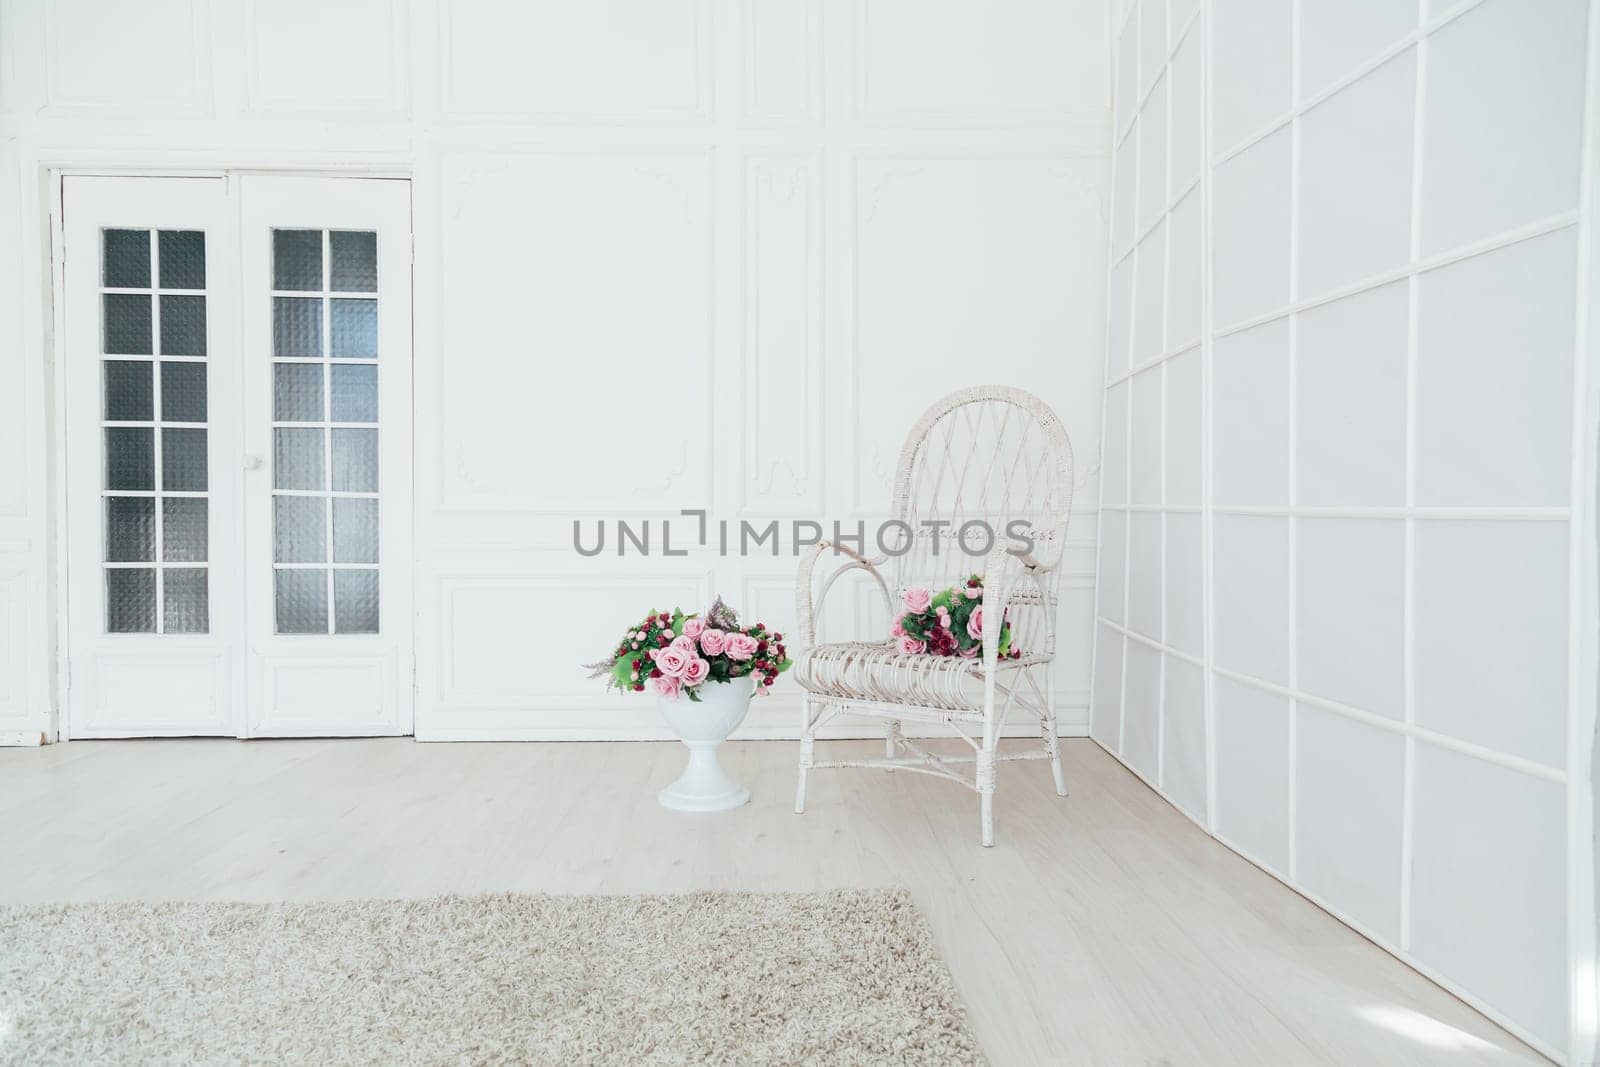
left=656, top=674, right=756, bottom=812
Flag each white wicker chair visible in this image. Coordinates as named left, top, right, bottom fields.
left=793, top=385, right=1074, bottom=846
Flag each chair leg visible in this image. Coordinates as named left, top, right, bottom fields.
left=977, top=744, right=996, bottom=847
left=885, top=718, right=902, bottom=759
left=795, top=695, right=813, bottom=815
left=1043, top=675, right=1067, bottom=797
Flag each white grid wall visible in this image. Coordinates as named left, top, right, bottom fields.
left=1090, top=0, right=1595, bottom=1058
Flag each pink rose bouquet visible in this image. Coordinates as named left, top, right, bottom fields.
left=585, top=595, right=792, bottom=701
left=893, top=575, right=1019, bottom=660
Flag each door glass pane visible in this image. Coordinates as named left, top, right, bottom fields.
left=271, top=230, right=381, bottom=635
left=160, top=362, right=207, bottom=422
left=274, top=364, right=324, bottom=422
left=98, top=227, right=211, bottom=634
left=103, top=294, right=152, bottom=354
left=275, top=569, right=329, bottom=634
left=273, top=297, right=323, bottom=357
left=330, top=231, right=377, bottom=292
left=334, top=570, right=379, bottom=633
left=104, top=361, right=153, bottom=421
left=158, top=231, right=205, bottom=289
left=273, top=229, right=323, bottom=291
left=332, top=498, right=378, bottom=563
left=106, top=497, right=155, bottom=562
left=160, top=295, right=207, bottom=356
left=274, top=496, right=327, bottom=563
left=331, top=428, right=378, bottom=492
left=105, top=427, right=154, bottom=491
left=103, top=229, right=151, bottom=288
left=162, top=498, right=208, bottom=562
left=106, top=568, right=156, bottom=633
left=162, top=428, right=208, bottom=492
left=330, top=299, right=377, bottom=357
left=273, top=428, right=325, bottom=490
left=330, top=364, right=377, bottom=422
left=163, top=568, right=209, bottom=633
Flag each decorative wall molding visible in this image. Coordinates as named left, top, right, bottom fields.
left=43, top=0, right=213, bottom=117
left=243, top=0, right=408, bottom=117
left=741, top=0, right=823, bottom=126
left=740, top=152, right=824, bottom=516
left=438, top=0, right=710, bottom=124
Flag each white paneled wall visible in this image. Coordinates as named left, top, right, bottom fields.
left=1092, top=0, right=1599, bottom=1059
left=0, top=0, right=1112, bottom=745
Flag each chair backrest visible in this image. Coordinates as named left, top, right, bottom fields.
left=886, top=386, right=1074, bottom=599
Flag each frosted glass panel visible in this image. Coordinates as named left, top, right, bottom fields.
left=274, top=229, right=323, bottom=291
left=159, top=230, right=206, bottom=289
left=268, top=228, right=389, bottom=641
left=162, top=498, right=208, bottom=562
left=160, top=295, right=207, bottom=356
left=273, top=298, right=323, bottom=357
left=104, top=294, right=152, bottom=354
left=106, top=568, right=156, bottom=633
left=330, top=231, right=377, bottom=292
left=163, top=568, right=209, bottom=633
left=106, top=497, right=155, bottom=562
left=331, top=429, right=378, bottom=491
left=160, top=362, right=207, bottom=423
left=274, top=496, right=328, bottom=564
left=104, top=361, right=153, bottom=421
left=330, top=364, right=377, bottom=423
left=334, top=570, right=379, bottom=633
left=332, top=498, right=379, bottom=563
left=330, top=299, right=377, bottom=357
left=276, top=569, right=329, bottom=634
left=274, top=428, right=325, bottom=490
left=105, top=428, right=154, bottom=491
left=98, top=226, right=211, bottom=636
left=161, top=428, right=208, bottom=491
left=103, top=229, right=150, bottom=288
left=274, top=364, right=324, bottom=422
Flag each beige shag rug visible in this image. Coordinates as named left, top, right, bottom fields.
left=0, top=889, right=983, bottom=1065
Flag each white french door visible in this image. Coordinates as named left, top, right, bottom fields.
left=62, top=174, right=413, bottom=738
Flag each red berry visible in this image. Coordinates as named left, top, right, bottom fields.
left=650, top=668, right=662, bottom=678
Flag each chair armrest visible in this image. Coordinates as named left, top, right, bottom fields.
left=795, top=541, right=893, bottom=647
left=977, top=545, right=1052, bottom=667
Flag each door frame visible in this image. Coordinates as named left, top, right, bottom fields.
left=45, top=165, right=416, bottom=742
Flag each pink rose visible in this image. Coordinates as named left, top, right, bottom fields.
left=723, top=633, right=759, bottom=661
left=966, top=607, right=984, bottom=641
left=682, top=617, right=705, bottom=639
left=656, top=647, right=690, bottom=678
left=670, top=634, right=697, bottom=653
left=698, top=628, right=727, bottom=656
left=959, top=643, right=979, bottom=658
left=897, top=634, right=927, bottom=655
left=652, top=674, right=681, bottom=698
left=682, top=657, right=710, bottom=686
left=903, top=587, right=932, bottom=614
left=964, top=585, right=981, bottom=600
left=939, top=614, right=952, bottom=628
left=891, top=618, right=905, bottom=637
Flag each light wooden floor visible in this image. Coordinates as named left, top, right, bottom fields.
left=0, top=737, right=1546, bottom=1065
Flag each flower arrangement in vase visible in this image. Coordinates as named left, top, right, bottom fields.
left=891, top=574, right=1022, bottom=660
left=585, top=596, right=790, bottom=811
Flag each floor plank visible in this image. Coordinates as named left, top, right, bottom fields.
left=0, top=737, right=1547, bottom=1065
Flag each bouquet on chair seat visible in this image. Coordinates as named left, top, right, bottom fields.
left=891, top=575, right=1019, bottom=660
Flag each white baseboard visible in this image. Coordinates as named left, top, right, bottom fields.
left=0, top=729, right=49, bottom=747
left=416, top=702, right=1090, bottom=743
